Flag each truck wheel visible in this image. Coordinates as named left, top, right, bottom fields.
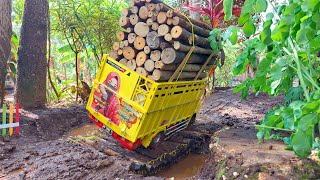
left=189, top=114, right=196, bottom=125
left=149, top=132, right=164, bottom=149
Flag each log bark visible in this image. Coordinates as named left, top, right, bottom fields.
left=123, top=46, right=137, bottom=60
left=150, top=50, right=161, bottom=61
left=134, top=22, right=149, bottom=37
left=157, top=12, right=167, bottom=24
left=139, top=6, right=148, bottom=20
left=171, top=26, right=209, bottom=48
left=116, top=31, right=128, bottom=41
left=136, top=51, right=147, bottom=66
left=160, top=42, right=171, bottom=50
left=134, top=36, right=146, bottom=50
left=130, top=14, right=139, bottom=25
left=119, top=16, right=130, bottom=28
left=128, top=33, right=137, bottom=44
left=144, top=46, right=151, bottom=54
left=156, top=3, right=212, bottom=31
left=161, top=47, right=214, bottom=64
left=127, top=59, right=137, bottom=70
left=158, top=24, right=169, bottom=36
left=144, top=59, right=155, bottom=72
left=156, top=63, right=211, bottom=72
left=146, top=31, right=165, bottom=49
left=152, top=69, right=206, bottom=81
left=172, top=16, right=210, bottom=37
left=136, top=67, right=148, bottom=77
left=174, top=41, right=212, bottom=55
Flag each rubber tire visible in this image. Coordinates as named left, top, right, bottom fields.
left=149, top=132, right=164, bottom=149
left=189, top=114, right=196, bottom=125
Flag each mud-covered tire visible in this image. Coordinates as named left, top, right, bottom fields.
left=149, top=132, right=164, bottom=149
left=189, top=114, right=197, bottom=125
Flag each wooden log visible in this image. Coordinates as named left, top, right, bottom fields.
left=156, top=3, right=212, bottom=31
left=144, top=59, right=155, bottom=72
left=147, top=3, right=156, bottom=11
left=116, top=31, right=128, bottom=41
left=146, top=18, right=154, bottom=26
left=144, top=46, right=151, bottom=54
left=164, top=33, right=172, bottom=42
left=131, top=6, right=139, bottom=14
left=117, top=49, right=123, bottom=55
left=152, top=69, right=207, bottom=81
left=148, top=11, right=154, bottom=18
left=146, top=31, right=165, bottom=49
left=158, top=24, right=170, bottom=36
left=174, top=41, right=212, bottom=55
left=109, top=50, right=119, bottom=60
left=136, top=67, right=148, bottom=77
left=171, top=26, right=209, bottom=48
left=136, top=51, right=147, bottom=66
left=123, top=40, right=129, bottom=47
left=121, top=9, right=131, bottom=17
left=123, top=46, right=137, bottom=60
left=119, top=42, right=125, bottom=49
left=128, top=0, right=135, bottom=7
left=126, top=27, right=133, bottom=33
left=166, top=9, right=173, bottom=18
left=139, top=6, right=149, bottom=20
left=119, top=58, right=128, bottom=66
left=150, top=50, right=161, bottom=61
left=127, top=59, right=137, bottom=70
left=130, top=14, right=139, bottom=25
left=119, top=16, right=130, bottom=28
left=113, top=42, right=120, bottom=51
left=134, top=22, right=149, bottom=37
left=172, top=16, right=210, bottom=37
left=160, top=42, right=172, bottom=50
left=156, top=63, right=211, bottom=72
left=157, top=12, right=167, bottom=24
left=167, top=18, right=173, bottom=25
left=161, top=47, right=213, bottom=64
left=151, top=22, right=159, bottom=30
left=128, top=33, right=137, bottom=44
left=134, top=36, right=146, bottom=50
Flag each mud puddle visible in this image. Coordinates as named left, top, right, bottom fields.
left=64, top=124, right=99, bottom=138
left=155, top=154, right=208, bottom=179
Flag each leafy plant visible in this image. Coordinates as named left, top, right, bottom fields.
left=221, top=0, right=320, bottom=158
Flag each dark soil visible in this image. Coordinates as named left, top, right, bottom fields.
left=1, top=89, right=319, bottom=180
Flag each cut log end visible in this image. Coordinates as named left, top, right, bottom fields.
left=136, top=51, right=147, bottom=66
left=134, top=22, right=150, bottom=37
left=171, top=26, right=183, bottom=39
left=123, top=47, right=136, bottom=60
left=139, top=6, right=148, bottom=20
left=157, top=12, right=167, bottom=24
left=150, top=50, right=161, bottom=61
left=158, top=24, right=170, bottom=36
left=134, top=36, right=146, bottom=50
left=127, top=59, right=137, bottom=70
left=144, top=59, right=155, bottom=72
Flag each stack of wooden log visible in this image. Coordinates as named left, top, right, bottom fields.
left=110, top=0, right=215, bottom=82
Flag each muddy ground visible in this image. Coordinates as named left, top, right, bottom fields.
left=1, top=89, right=319, bottom=180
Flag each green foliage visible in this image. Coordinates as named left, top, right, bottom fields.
left=224, top=0, right=320, bottom=159
left=223, top=0, right=233, bottom=21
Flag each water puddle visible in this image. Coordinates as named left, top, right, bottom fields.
left=155, top=154, right=208, bottom=180
left=65, top=124, right=99, bottom=138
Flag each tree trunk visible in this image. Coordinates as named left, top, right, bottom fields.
left=0, top=0, right=12, bottom=104
left=16, top=0, right=49, bottom=108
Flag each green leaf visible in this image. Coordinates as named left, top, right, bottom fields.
left=243, top=20, right=255, bottom=37
left=283, top=3, right=299, bottom=15
left=271, top=79, right=281, bottom=94
left=302, top=101, right=320, bottom=114
left=223, top=0, right=233, bottom=21
left=255, top=0, right=267, bottom=13
left=58, top=45, right=72, bottom=53
left=241, top=0, right=255, bottom=15
left=9, top=62, right=17, bottom=75
left=292, top=130, right=313, bottom=158
left=59, top=53, right=76, bottom=63
left=238, top=13, right=250, bottom=26
left=298, top=113, right=318, bottom=131
left=230, top=28, right=238, bottom=45
left=301, top=0, right=319, bottom=12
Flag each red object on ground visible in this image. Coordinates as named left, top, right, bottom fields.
left=15, top=104, right=19, bottom=136
left=88, top=113, right=103, bottom=128
left=112, top=132, right=141, bottom=151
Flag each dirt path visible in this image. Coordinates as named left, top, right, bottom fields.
left=1, top=89, right=319, bottom=179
